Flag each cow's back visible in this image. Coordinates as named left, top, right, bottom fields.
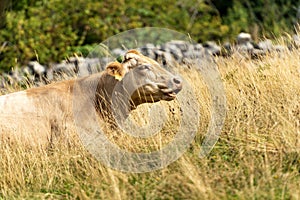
left=0, top=81, right=75, bottom=147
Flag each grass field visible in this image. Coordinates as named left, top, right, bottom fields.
left=0, top=48, right=299, bottom=199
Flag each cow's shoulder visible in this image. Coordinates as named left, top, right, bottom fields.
left=26, top=79, right=75, bottom=97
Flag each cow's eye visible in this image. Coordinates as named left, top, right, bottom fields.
left=139, top=64, right=151, bottom=71
left=124, top=57, right=131, bottom=62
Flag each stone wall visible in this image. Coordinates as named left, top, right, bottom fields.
left=1, top=32, right=299, bottom=88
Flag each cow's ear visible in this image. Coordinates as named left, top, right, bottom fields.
left=106, top=62, right=125, bottom=81
left=127, top=49, right=141, bottom=55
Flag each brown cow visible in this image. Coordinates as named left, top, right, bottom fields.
left=0, top=50, right=182, bottom=147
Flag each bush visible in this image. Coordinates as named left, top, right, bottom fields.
left=0, top=0, right=228, bottom=71
left=0, top=0, right=299, bottom=72
left=216, top=0, right=300, bottom=40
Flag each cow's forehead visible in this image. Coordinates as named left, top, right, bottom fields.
left=124, top=50, right=158, bottom=67
left=124, top=52, right=140, bottom=61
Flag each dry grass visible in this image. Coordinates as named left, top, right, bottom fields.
left=0, top=49, right=300, bottom=199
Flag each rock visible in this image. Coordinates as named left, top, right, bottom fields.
left=112, top=48, right=126, bottom=57
left=194, top=43, right=204, bottom=51
left=164, top=41, right=183, bottom=61
left=237, top=32, right=252, bottom=44
left=251, top=49, right=266, bottom=58
left=273, top=45, right=286, bottom=52
left=235, top=32, right=255, bottom=55
left=77, top=57, right=101, bottom=77
left=50, top=62, right=77, bottom=80
left=99, top=57, right=114, bottom=70
left=28, top=61, right=46, bottom=76
left=3, top=31, right=298, bottom=87
left=203, top=41, right=221, bottom=56
left=67, top=56, right=85, bottom=64
left=193, top=43, right=208, bottom=58
left=27, top=61, right=47, bottom=82
left=237, top=42, right=254, bottom=52
left=152, top=49, right=168, bottom=65
left=162, top=51, right=177, bottom=66
left=139, top=43, right=157, bottom=60
left=293, top=34, right=300, bottom=48
left=222, top=42, right=233, bottom=56
left=181, top=43, right=196, bottom=58
left=166, top=40, right=190, bottom=52
left=258, top=39, right=273, bottom=52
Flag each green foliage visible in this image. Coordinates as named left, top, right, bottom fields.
left=216, top=0, right=300, bottom=40
left=247, top=0, right=300, bottom=37
left=0, top=0, right=299, bottom=71
left=0, top=0, right=228, bottom=71
left=0, top=0, right=10, bottom=28
left=222, top=1, right=250, bottom=39
left=0, top=0, right=80, bottom=71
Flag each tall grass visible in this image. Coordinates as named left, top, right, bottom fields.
left=0, top=49, right=299, bottom=199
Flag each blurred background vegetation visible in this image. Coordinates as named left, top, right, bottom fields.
left=0, top=0, right=299, bottom=71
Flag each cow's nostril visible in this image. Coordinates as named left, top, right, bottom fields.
left=172, top=76, right=183, bottom=93
left=173, top=77, right=182, bottom=85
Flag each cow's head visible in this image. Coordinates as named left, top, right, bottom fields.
left=105, top=50, right=182, bottom=109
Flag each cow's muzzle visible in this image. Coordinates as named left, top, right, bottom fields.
left=158, top=76, right=183, bottom=100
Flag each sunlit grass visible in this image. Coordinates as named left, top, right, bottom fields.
left=0, top=48, right=300, bottom=199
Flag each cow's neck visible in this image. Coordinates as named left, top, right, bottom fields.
left=95, top=73, right=133, bottom=122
